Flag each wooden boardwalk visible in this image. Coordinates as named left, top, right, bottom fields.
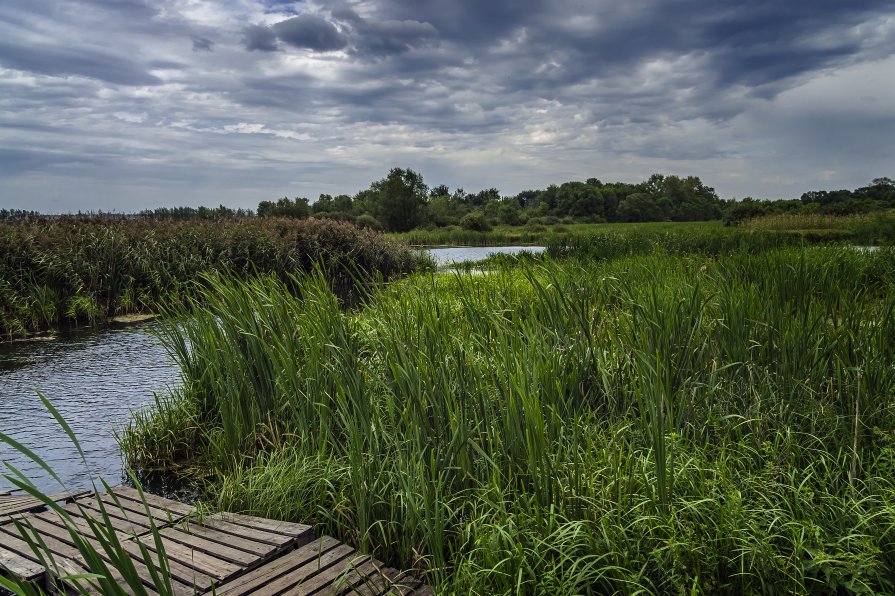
left=0, top=487, right=429, bottom=595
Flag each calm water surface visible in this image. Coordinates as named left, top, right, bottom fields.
left=426, top=245, right=545, bottom=265
left=0, top=324, right=178, bottom=493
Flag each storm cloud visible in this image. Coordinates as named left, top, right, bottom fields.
left=1, top=0, right=893, bottom=211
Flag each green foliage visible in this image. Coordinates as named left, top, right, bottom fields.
left=459, top=211, right=492, bottom=232
left=256, top=196, right=311, bottom=218
left=124, top=242, right=895, bottom=593
left=0, top=217, right=422, bottom=338
left=370, top=168, right=429, bottom=232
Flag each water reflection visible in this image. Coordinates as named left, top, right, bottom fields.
left=0, top=324, right=178, bottom=493
left=426, top=245, right=545, bottom=266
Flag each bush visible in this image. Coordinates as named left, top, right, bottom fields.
left=355, top=214, right=384, bottom=231
left=460, top=211, right=492, bottom=232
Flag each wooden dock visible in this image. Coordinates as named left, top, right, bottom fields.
left=0, top=487, right=430, bottom=595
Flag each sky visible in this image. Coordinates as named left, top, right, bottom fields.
left=1, top=0, right=894, bottom=212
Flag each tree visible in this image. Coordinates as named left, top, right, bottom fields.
left=369, top=168, right=429, bottom=232
left=257, top=197, right=310, bottom=218
left=554, top=182, right=604, bottom=219
left=617, top=193, right=662, bottom=222
left=430, top=184, right=450, bottom=198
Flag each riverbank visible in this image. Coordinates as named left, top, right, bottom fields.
left=122, top=241, right=895, bottom=593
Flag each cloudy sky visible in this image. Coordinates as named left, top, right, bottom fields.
left=1, top=0, right=893, bottom=212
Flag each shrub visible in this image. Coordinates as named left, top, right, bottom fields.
left=459, top=211, right=492, bottom=232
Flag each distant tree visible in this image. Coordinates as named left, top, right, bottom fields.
left=555, top=182, right=604, bottom=219
left=497, top=201, right=525, bottom=225
left=369, top=168, right=429, bottom=232
left=426, top=195, right=466, bottom=227
left=258, top=197, right=310, bottom=218
left=617, top=193, right=662, bottom=222
left=355, top=213, right=383, bottom=230
left=430, top=184, right=450, bottom=198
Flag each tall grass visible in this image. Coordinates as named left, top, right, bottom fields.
left=545, top=227, right=814, bottom=261
left=122, top=245, right=895, bottom=593
left=0, top=217, right=423, bottom=339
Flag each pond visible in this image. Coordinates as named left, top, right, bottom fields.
left=0, top=324, right=178, bottom=493
left=426, top=245, right=545, bottom=266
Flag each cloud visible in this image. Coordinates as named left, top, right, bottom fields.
left=192, top=37, right=214, bottom=52
left=332, top=8, right=437, bottom=56
left=272, top=15, right=347, bottom=51
left=0, top=0, right=893, bottom=210
left=243, top=24, right=279, bottom=52
left=0, top=41, right=163, bottom=86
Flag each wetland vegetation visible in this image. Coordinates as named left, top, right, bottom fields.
left=0, top=217, right=421, bottom=339
left=118, top=236, right=895, bottom=593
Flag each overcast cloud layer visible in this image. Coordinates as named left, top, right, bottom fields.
left=1, top=0, right=893, bottom=211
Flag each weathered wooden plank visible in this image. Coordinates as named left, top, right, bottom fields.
left=0, top=524, right=95, bottom=590
left=2, top=517, right=154, bottom=595
left=0, top=491, right=93, bottom=525
left=22, top=511, right=197, bottom=596
left=136, top=533, right=242, bottom=581
left=201, top=514, right=298, bottom=547
left=61, top=501, right=149, bottom=536
left=284, top=552, right=371, bottom=596
left=0, top=536, right=46, bottom=583
left=171, top=518, right=275, bottom=556
left=216, top=512, right=313, bottom=538
left=350, top=566, right=422, bottom=596
left=111, top=487, right=195, bottom=518
left=262, top=543, right=355, bottom=596
left=158, top=526, right=260, bottom=566
left=96, top=492, right=184, bottom=528
left=71, top=496, right=155, bottom=527
left=35, top=502, right=231, bottom=593
left=378, top=568, right=423, bottom=595
left=214, top=536, right=342, bottom=596
left=316, top=556, right=388, bottom=596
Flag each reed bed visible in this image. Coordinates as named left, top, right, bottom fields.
left=121, top=242, right=895, bottom=593
left=0, top=217, right=422, bottom=339
left=545, top=227, right=813, bottom=261
left=742, top=213, right=873, bottom=231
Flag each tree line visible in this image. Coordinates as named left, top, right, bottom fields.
left=723, top=177, right=895, bottom=225
left=259, top=169, right=727, bottom=232
left=4, top=172, right=892, bottom=229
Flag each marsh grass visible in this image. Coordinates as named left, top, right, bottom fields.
left=121, top=244, right=895, bottom=593
left=0, top=217, right=423, bottom=339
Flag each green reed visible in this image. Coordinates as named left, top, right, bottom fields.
left=122, top=244, right=895, bottom=593
left=0, top=217, right=422, bottom=339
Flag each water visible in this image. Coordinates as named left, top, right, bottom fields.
left=0, top=324, right=179, bottom=493
left=426, top=245, right=545, bottom=266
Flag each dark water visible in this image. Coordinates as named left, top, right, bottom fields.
left=0, top=324, right=178, bottom=494
left=426, top=245, right=545, bottom=265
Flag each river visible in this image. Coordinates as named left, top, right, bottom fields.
left=0, top=324, right=177, bottom=493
